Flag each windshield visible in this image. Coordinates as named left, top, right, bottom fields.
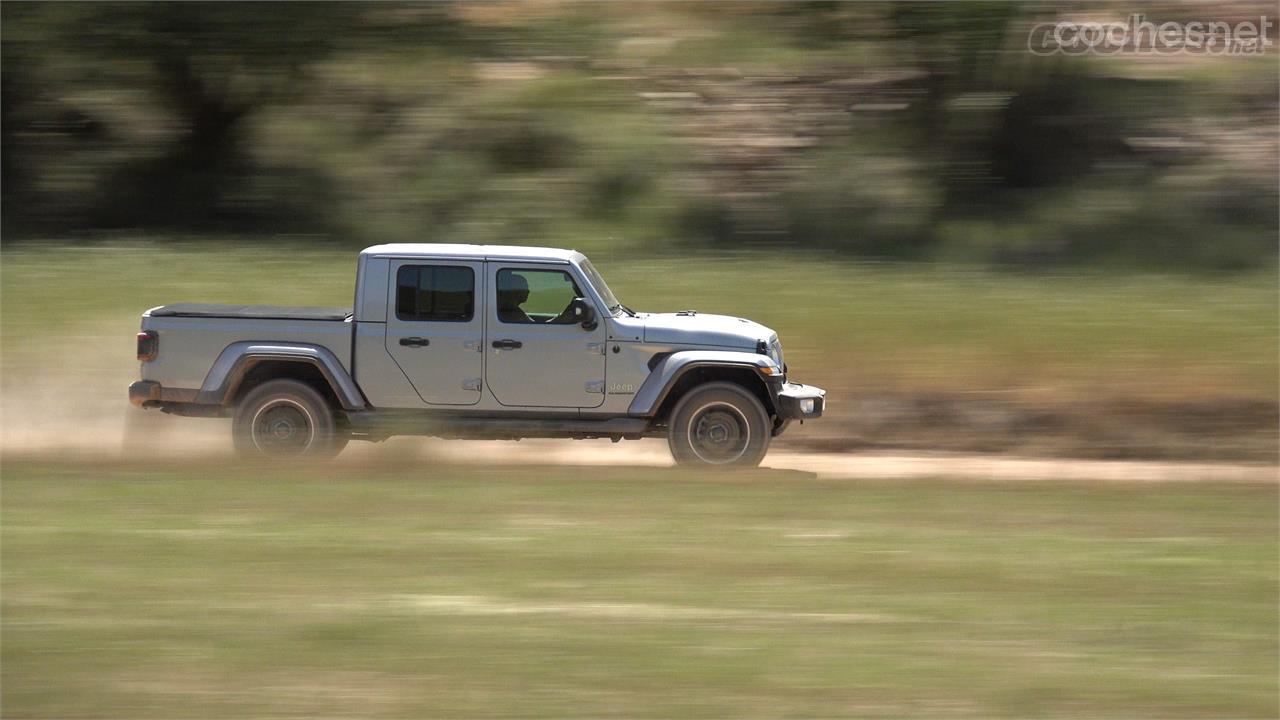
left=578, top=258, right=621, bottom=314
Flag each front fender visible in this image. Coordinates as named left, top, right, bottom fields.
left=627, top=350, right=778, bottom=416
left=197, top=342, right=367, bottom=410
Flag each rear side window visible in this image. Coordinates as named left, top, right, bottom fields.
left=395, top=265, right=474, bottom=322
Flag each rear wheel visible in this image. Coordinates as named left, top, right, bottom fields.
left=667, top=382, right=771, bottom=468
left=232, top=379, right=348, bottom=459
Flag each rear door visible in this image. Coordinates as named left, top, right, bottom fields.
left=485, top=263, right=606, bottom=408
left=385, top=260, right=484, bottom=405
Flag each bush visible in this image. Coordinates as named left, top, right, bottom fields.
left=779, top=150, right=942, bottom=258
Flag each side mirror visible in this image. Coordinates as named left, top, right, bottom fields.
left=569, top=297, right=597, bottom=330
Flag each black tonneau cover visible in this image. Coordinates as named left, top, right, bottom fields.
left=149, top=304, right=352, bottom=321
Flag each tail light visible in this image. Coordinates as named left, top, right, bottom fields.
left=136, top=331, right=158, bottom=361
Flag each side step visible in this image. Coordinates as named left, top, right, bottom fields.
left=346, top=412, right=656, bottom=441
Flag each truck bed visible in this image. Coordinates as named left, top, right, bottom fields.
left=140, top=305, right=355, bottom=391
left=149, top=304, right=352, bottom=321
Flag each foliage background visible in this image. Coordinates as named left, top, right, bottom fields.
left=3, top=1, right=1276, bottom=270
left=1, top=1, right=1276, bottom=459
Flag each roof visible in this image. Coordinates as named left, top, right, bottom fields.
left=360, top=243, right=582, bottom=263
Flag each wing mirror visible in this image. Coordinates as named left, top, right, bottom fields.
left=569, top=297, right=597, bottom=331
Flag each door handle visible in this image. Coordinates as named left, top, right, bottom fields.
left=491, top=339, right=523, bottom=350
left=399, top=337, right=430, bottom=348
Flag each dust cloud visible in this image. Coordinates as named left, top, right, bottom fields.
left=2, top=367, right=228, bottom=458
left=1, top=367, right=1272, bottom=483
left=0, top=363, right=675, bottom=463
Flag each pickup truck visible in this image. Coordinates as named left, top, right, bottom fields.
left=129, top=244, right=826, bottom=466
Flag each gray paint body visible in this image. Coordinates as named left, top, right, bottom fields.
left=134, top=244, right=820, bottom=435
left=140, top=313, right=353, bottom=390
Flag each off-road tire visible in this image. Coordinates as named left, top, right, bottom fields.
left=232, top=379, right=348, bottom=459
left=667, top=381, right=771, bottom=468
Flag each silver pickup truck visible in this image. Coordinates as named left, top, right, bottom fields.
left=130, top=244, right=825, bottom=466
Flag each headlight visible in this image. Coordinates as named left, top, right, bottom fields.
left=799, top=398, right=815, bottom=414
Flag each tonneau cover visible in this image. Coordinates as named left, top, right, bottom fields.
left=149, top=304, right=352, bottom=321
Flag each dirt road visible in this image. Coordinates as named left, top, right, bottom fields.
left=1, top=404, right=1270, bottom=483
left=5, top=384, right=1274, bottom=479
left=419, top=438, right=1278, bottom=483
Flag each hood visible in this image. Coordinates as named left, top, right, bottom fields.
left=641, top=311, right=775, bottom=351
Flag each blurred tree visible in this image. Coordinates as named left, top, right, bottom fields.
left=81, top=3, right=365, bottom=228
left=0, top=2, right=467, bottom=232
left=1, top=1, right=1273, bottom=271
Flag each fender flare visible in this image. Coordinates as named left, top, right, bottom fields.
left=197, top=342, right=367, bottom=410
left=627, top=350, right=778, bottom=416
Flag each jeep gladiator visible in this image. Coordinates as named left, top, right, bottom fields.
left=129, top=244, right=825, bottom=466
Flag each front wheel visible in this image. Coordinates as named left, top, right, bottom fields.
left=232, top=379, right=348, bottom=459
left=667, top=382, right=771, bottom=468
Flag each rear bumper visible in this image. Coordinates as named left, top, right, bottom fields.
left=129, top=381, right=202, bottom=409
left=774, top=382, right=826, bottom=420
left=129, top=380, right=161, bottom=407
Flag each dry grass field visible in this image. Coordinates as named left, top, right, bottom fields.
left=3, top=459, right=1275, bottom=718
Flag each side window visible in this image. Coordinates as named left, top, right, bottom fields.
left=395, top=265, right=474, bottom=322
left=496, top=268, right=582, bottom=324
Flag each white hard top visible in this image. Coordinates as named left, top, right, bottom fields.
left=360, top=243, right=583, bottom=263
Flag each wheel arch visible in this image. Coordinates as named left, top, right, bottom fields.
left=630, top=352, right=778, bottom=422
left=653, top=366, right=774, bottom=424
left=198, top=342, right=366, bottom=410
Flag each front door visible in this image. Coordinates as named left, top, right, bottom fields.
left=485, top=263, right=606, bottom=408
left=385, top=260, right=484, bottom=405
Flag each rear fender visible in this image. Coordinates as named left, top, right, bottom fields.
left=198, top=342, right=366, bottom=410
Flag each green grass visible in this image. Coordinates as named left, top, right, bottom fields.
left=2, top=460, right=1276, bottom=717
left=2, top=241, right=1275, bottom=404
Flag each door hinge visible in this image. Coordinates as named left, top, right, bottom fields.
left=463, top=339, right=483, bottom=353
left=462, top=378, right=482, bottom=391
left=586, top=342, right=606, bottom=355
left=584, top=380, right=605, bottom=394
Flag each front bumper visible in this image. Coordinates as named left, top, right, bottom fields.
left=774, top=382, right=826, bottom=420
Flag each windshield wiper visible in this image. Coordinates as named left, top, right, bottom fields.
left=610, top=304, right=638, bottom=318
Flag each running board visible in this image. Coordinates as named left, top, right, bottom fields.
left=346, top=412, right=656, bottom=441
